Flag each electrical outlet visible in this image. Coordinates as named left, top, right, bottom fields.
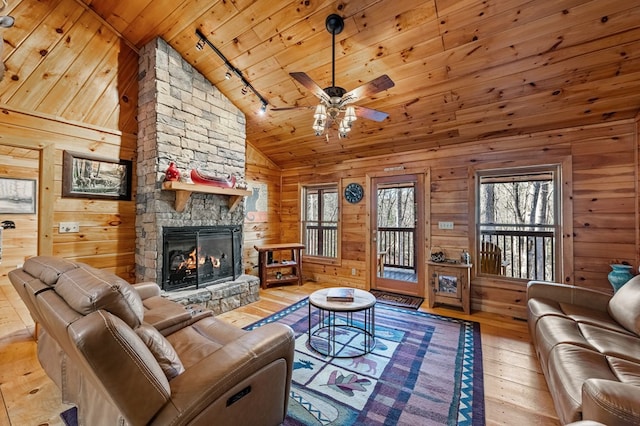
left=438, top=221, right=454, bottom=230
left=59, top=222, right=80, bottom=233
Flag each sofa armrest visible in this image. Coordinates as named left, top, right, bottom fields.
left=152, top=323, right=295, bottom=425
left=133, top=282, right=161, bottom=299
left=527, top=281, right=611, bottom=312
left=582, top=378, right=640, bottom=426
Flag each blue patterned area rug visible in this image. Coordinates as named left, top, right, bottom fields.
left=246, top=298, right=485, bottom=426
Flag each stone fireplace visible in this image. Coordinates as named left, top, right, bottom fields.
left=135, top=37, right=258, bottom=313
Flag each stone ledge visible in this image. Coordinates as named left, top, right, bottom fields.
left=162, top=274, right=259, bottom=315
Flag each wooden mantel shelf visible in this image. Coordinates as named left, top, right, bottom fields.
left=162, top=181, right=252, bottom=212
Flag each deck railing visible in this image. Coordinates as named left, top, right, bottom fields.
left=480, top=224, right=555, bottom=281
left=304, top=222, right=554, bottom=281
left=304, top=224, right=338, bottom=257
left=377, top=227, right=415, bottom=269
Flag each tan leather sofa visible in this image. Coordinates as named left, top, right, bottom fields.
left=9, top=256, right=295, bottom=425
left=527, top=277, right=640, bottom=425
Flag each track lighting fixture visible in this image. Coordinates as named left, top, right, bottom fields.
left=195, top=29, right=269, bottom=114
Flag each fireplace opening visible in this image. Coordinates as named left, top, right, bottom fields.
left=162, top=226, right=242, bottom=291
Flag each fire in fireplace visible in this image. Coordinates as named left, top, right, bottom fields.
left=162, top=226, right=242, bottom=291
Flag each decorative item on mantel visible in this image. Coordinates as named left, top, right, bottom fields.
left=164, top=162, right=181, bottom=181
left=608, top=262, right=634, bottom=293
left=190, top=169, right=236, bottom=188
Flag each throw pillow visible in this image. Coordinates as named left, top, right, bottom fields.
left=608, top=274, right=640, bottom=335
left=135, top=324, right=185, bottom=380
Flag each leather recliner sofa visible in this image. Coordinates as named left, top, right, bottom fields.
left=9, top=256, right=295, bottom=425
left=527, top=276, right=640, bottom=425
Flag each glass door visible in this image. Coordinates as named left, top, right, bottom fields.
left=371, top=174, right=424, bottom=296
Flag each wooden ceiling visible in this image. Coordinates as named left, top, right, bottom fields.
left=4, top=0, right=640, bottom=169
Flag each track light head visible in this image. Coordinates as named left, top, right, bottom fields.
left=195, top=39, right=205, bottom=51
left=0, top=15, right=14, bottom=28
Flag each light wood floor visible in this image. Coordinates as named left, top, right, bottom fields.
left=0, top=279, right=560, bottom=425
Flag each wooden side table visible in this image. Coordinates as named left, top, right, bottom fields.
left=427, top=261, right=472, bottom=314
left=254, top=243, right=305, bottom=289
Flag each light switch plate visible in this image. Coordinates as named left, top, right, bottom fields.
left=438, top=221, right=454, bottom=230
left=59, top=222, right=80, bottom=233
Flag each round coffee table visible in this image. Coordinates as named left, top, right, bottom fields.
left=308, top=288, right=376, bottom=358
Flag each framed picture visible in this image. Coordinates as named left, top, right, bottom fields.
left=438, top=274, right=458, bottom=295
left=0, top=178, right=37, bottom=214
left=62, top=151, right=132, bottom=200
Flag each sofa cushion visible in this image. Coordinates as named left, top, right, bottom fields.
left=546, top=344, right=618, bottom=424
left=23, top=256, right=79, bottom=286
left=608, top=275, right=640, bottom=336
left=560, top=302, right=633, bottom=335
left=579, top=323, right=640, bottom=364
left=55, top=264, right=144, bottom=328
left=607, top=356, right=640, bottom=385
left=136, top=324, right=185, bottom=380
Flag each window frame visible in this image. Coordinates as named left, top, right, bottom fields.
left=301, top=183, right=340, bottom=264
left=470, top=157, right=573, bottom=284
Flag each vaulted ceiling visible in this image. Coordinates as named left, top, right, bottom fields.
left=2, top=0, right=640, bottom=169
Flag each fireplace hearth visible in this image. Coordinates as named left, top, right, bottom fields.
left=163, top=226, right=242, bottom=291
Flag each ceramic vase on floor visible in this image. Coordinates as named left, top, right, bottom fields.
left=608, top=264, right=634, bottom=292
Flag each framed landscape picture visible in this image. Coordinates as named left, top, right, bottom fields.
left=438, top=274, right=458, bottom=295
left=62, top=151, right=132, bottom=200
left=0, top=178, right=36, bottom=214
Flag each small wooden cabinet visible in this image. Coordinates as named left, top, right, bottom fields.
left=427, top=261, right=472, bottom=314
left=254, top=243, right=305, bottom=289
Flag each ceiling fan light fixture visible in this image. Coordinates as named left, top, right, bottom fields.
left=338, top=118, right=352, bottom=135
left=345, top=106, right=357, bottom=123
left=314, top=104, right=327, bottom=120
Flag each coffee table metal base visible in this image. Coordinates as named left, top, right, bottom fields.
left=308, top=297, right=376, bottom=358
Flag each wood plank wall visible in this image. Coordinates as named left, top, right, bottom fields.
left=280, top=119, right=639, bottom=319
left=0, top=149, right=38, bottom=281
left=0, top=108, right=138, bottom=281
left=243, top=142, right=282, bottom=274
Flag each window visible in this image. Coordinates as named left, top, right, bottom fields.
left=302, top=185, right=338, bottom=259
left=477, top=165, right=561, bottom=281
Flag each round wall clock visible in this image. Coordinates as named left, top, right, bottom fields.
left=344, top=183, right=364, bottom=204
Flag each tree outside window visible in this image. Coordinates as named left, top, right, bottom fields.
left=477, top=166, right=560, bottom=281
left=302, top=185, right=338, bottom=258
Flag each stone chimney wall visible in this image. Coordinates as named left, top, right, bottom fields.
left=136, top=37, right=247, bottom=285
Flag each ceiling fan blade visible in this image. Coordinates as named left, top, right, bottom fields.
left=343, top=74, right=395, bottom=104
left=290, top=72, right=330, bottom=103
left=355, top=106, right=389, bottom=122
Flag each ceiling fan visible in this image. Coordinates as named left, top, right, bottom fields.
left=272, top=14, right=395, bottom=138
